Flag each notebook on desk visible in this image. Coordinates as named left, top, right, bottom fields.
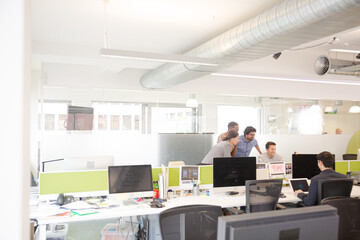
left=290, top=178, right=309, bottom=193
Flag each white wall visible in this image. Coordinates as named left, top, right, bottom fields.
left=0, top=0, right=30, bottom=239
left=252, top=134, right=352, bottom=161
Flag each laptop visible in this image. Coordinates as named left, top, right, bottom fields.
left=290, top=178, right=309, bottom=193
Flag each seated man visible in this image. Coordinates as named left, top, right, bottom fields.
left=294, top=151, right=347, bottom=206
left=258, top=141, right=283, bottom=163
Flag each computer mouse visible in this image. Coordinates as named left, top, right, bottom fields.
left=150, top=201, right=164, bottom=208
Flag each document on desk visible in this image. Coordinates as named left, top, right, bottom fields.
left=62, top=201, right=98, bottom=210
left=33, top=205, right=70, bottom=218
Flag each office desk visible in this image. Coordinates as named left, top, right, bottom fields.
left=31, top=186, right=360, bottom=240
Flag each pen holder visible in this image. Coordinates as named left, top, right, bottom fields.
left=193, top=185, right=199, bottom=196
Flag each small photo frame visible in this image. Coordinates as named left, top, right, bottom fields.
left=269, top=162, right=285, bottom=175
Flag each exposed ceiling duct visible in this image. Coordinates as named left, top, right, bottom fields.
left=140, top=0, right=360, bottom=89
left=315, top=56, right=360, bottom=77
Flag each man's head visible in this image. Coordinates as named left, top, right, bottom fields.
left=265, top=141, right=276, bottom=158
left=227, top=122, right=239, bottom=132
left=244, top=126, right=256, bottom=141
left=335, top=128, right=342, bottom=134
left=317, top=151, right=335, bottom=170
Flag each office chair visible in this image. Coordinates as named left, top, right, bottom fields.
left=321, top=196, right=360, bottom=240
left=245, top=179, right=283, bottom=213
left=342, top=154, right=357, bottom=160
left=159, top=204, right=222, bottom=240
left=317, top=178, right=353, bottom=205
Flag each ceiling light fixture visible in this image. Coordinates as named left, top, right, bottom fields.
left=211, top=72, right=360, bottom=86
left=349, top=102, right=360, bottom=113
left=324, top=106, right=334, bottom=113
left=100, top=48, right=219, bottom=66
left=186, top=94, right=199, bottom=108
left=329, top=49, right=360, bottom=54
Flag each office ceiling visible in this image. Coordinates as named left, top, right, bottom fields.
left=31, top=0, right=360, bottom=100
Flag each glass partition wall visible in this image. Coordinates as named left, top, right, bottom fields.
left=32, top=85, right=360, bottom=175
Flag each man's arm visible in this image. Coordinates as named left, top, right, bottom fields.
left=295, top=179, right=318, bottom=206
left=231, top=144, right=238, bottom=157
left=255, top=145, right=262, bottom=155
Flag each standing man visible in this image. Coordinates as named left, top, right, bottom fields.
left=217, top=121, right=239, bottom=143
left=233, top=126, right=262, bottom=157
left=294, top=151, right=347, bottom=206
left=258, top=141, right=283, bottom=163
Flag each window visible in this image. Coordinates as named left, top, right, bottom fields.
left=289, top=105, right=323, bottom=134
left=218, top=106, right=260, bottom=134
left=122, top=115, right=132, bottom=130
left=44, top=114, right=55, bottom=130
left=92, top=102, right=142, bottom=132
left=38, top=101, right=69, bottom=131
left=110, top=115, right=120, bottom=130
left=98, top=115, right=107, bottom=130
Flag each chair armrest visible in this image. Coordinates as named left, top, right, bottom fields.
left=224, top=207, right=244, bottom=215
left=276, top=203, right=287, bottom=210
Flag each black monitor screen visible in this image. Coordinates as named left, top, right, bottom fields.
left=292, top=154, right=335, bottom=179
left=108, top=165, right=153, bottom=194
left=213, top=157, right=256, bottom=187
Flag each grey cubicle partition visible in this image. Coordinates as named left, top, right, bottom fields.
left=157, top=133, right=214, bottom=166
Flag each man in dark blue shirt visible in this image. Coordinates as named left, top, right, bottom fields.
left=295, top=151, right=347, bottom=206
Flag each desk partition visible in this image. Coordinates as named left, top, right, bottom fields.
left=335, top=160, right=360, bottom=175
left=39, top=166, right=215, bottom=199
left=39, top=170, right=108, bottom=199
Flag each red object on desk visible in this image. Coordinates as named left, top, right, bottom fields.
left=153, top=189, right=159, bottom=199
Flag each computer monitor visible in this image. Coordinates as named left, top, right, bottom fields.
left=217, top=205, right=339, bottom=240
left=108, top=165, right=153, bottom=200
left=292, top=154, right=335, bottom=179
left=213, top=157, right=256, bottom=194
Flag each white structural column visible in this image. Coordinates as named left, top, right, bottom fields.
left=0, top=0, right=30, bottom=239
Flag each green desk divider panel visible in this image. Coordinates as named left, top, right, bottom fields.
left=152, top=167, right=180, bottom=187
left=200, top=166, right=213, bottom=185
left=168, top=168, right=180, bottom=187
left=350, top=161, right=360, bottom=172
left=40, top=170, right=108, bottom=195
left=335, top=162, right=348, bottom=175
left=346, top=130, right=360, bottom=154
left=152, top=168, right=162, bottom=182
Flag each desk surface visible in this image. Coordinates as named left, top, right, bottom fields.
left=31, top=185, right=360, bottom=225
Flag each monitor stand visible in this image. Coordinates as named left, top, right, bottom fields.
left=225, top=191, right=239, bottom=196
left=119, top=199, right=138, bottom=206
left=107, top=194, right=138, bottom=206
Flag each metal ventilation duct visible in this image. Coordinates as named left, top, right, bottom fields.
left=140, top=0, right=360, bottom=89
left=315, top=56, right=360, bottom=77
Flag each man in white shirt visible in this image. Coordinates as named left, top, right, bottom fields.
left=258, top=141, right=283, bottom=163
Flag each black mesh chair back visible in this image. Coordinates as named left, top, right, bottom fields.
left=342, top=154, right=357, bottom=160
left=159, top=204, right=222, bottom=240
left=317, top=178, right=353, bottom=205
left=245, top=179, right=283, bottom=213
left=322, top=196, right=360, bottom=240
